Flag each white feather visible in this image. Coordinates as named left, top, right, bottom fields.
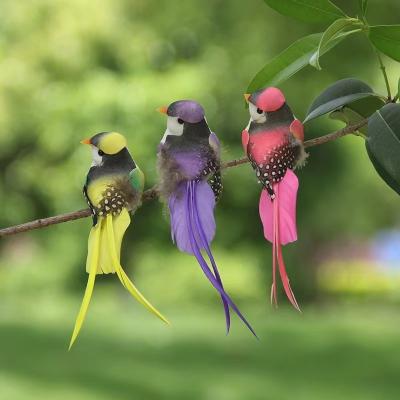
left=248, top=102, right=267, bottom=124
left=160, top=116, right=184, bottom=144
left=91, top=145, right=103, bottom=166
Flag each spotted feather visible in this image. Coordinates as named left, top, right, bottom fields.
left=248, top=142, right=299, bottom=199
left=195, top=159, right=223, bottom=201
left=95, top=185, right=128, bottom=217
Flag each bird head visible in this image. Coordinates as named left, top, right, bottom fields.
left=157, top=100, right=209, bottom=144
left=244, top=87, right=289, bottom=125
left=81, top=131, right=128, bottom=166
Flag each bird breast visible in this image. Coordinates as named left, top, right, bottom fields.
left=87, top=175, right=138, bottom=216
left=248, top=129, right=290, bottom=165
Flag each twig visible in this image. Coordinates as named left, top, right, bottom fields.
left=221, top=157, right=249, bottom=169
left=375, top=49, right=392, bottom=100
left=0, top=119, right=367, bottom=238
left=303, top=118, right=368, bottom=148
left=0, top=188, right=159, bottom=237
left=0, top=209, right=92, bottom=237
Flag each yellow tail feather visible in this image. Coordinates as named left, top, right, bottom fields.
left=106, top=214, right=170, bottom=325
left=88, top=209, right=130, bottom=274
left=69, top=220, right=102, bottom=350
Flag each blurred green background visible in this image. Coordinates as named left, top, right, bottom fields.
left=1, top=0, right=400, bottom=399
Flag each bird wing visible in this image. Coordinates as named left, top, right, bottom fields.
left=208, top=170, right=223, bottom=201
left=129, top=166, right=145, bottom=193
left=241, top=129, right=249, bottom=153
left=208, top=132, right=223, bottom=201
left=209, top=132, right=221, bottom=157
left=289, top=119, right=304, bottom=142
left=83, top=183, right=98, bottom=226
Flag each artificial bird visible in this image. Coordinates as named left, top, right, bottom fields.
left=157, top=100, right=256, bottom=336
left=242, top=87, right=307, bottom=310
left=70, top=131, right=169, bottom=349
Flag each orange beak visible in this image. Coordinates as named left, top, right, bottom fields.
left=156, top=106, right=168, bottom=115
left=80, top=138, right=91, bottom=145
left=244, top=93, right=251, bottom=103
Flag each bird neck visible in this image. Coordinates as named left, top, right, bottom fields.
left=103, top=148, right=136, bottom=171
left=249, top=104, right=294, bottom=134
left=165, top=119, right=210, bottom=150
left=87, top=148, right=136, bottom=182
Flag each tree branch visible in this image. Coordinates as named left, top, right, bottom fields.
left=0, top=119, right=367, bottom=238
left=303, top=118, right=368, bottom=147
left=0, top=209, right=92, bottom=237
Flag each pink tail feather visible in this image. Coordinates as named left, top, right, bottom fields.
left=271, top=228, right=277, bottom=307
left=259, top=170, right=301, bottom=311
left=274, top=193, right=301, bottom=311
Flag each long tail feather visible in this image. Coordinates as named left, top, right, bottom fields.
left=190, top=181, right=231, bottom=333
left=271, top=221, right=278, bottom=307
left=274, top=185, right=301, bottom=312
left=259, top=170, right=298, bottom=245
left=186, top=182, right=257, bottom=338
left=259, top=170, right=300, bottom=309
left=106, top=214, right=170, bottom=324
left=69, top=220, right=101, bottom=349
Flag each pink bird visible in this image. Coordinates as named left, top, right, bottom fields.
left=242, top=87, right=307, bottom=310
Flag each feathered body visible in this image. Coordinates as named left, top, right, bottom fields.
left=242, top=88, right=306, bottom=310
left=157, top=100, right=255, bottom=336
left=70, top=132, right=168, bottom=349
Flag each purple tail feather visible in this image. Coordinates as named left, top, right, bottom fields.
left=189, top=181, right=230, bottom=333
left=169, top=180, right=257, bottom=337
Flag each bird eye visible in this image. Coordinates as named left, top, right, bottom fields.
left=256, top=108, right=263, bottom=114
left=98, top=150, right=104, bottom=156
left=177, top=118, right=184, bottom=125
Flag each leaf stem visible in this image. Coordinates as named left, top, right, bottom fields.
left=375, top=49, right=392, bottom=100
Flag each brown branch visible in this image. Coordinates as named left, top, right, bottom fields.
left=0, top=189, right=160, bottom=238
left=0, top=209, right=92, bottom=237
left=0, top=119, right=367, bottom=238
left=303, top=118, right=368, bottom=148
left=221, top=157, right=249, bottom=169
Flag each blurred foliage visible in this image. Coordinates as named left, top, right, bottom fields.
left=2, top=298, right=400, bottom=400
left=1, top=0, right=400, bottom=398
left=0, top=0, right=399, bottom=349
left=0, top=0, right=400, bottom=301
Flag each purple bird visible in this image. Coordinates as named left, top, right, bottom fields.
left=157, top=100, right=256, bottom=336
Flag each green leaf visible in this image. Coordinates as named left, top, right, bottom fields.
left=366, top=145, right=400, bottom=194
left=366, top=103, right=400, bottom=194
left=330, top=96, right=385, bottom=134
left=263, top=0, right=346, bottom=24
left=304, top=78, right=383, bottom=122
left=397, top=76, right=400, bottom=99
left=330, top=108, right=368, bottom=133
left=369, top=25, right=400, bottom=62
left=247, top=32, right=351, bottom=93
left=358, top=0, right=368, bottom=16
left=344, top=96, right=386, bottom=120
left=310, top=18, right=361, bottom=70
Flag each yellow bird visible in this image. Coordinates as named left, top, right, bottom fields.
left=70, top=131, right=169, bottom=349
